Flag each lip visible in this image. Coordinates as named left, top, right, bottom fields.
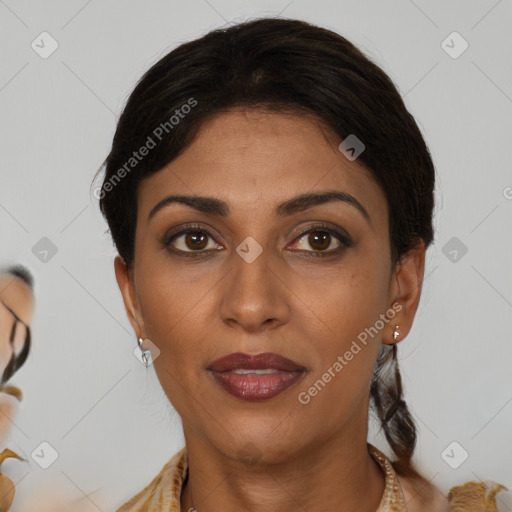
left=207, top=352, right=306, bottom=402
left=208, top=352, right=305, bottom=372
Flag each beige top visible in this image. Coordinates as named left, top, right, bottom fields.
left=115, top=443, right=509, bottom=512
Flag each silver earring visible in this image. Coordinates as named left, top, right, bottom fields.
left=137, top=337, right=149, bottom=367
left=393, top=325, right=400, bottom=343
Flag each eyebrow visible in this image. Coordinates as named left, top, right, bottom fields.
left=148, top=190, right=370, bottom=223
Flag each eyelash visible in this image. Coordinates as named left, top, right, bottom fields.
left=162, top=222, right=352, bottom=259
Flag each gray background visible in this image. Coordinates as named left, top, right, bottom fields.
left=1, top=0, right=511, bottom=510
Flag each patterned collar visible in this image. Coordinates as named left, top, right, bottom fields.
left=368, top=444, right=408, bottom=511
left=115, top=443, right=407, bottom=511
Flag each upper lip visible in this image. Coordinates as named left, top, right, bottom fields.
left=207, top=352, right=305, bottom=372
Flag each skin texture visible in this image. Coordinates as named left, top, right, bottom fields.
left=115, top=109, right=432, bottom=511
left=0, top=273, right=34, bottom=447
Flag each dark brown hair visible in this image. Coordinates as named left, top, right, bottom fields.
left=96, top=17, right=436, bottom=491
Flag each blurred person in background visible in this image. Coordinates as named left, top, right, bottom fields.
left=0, top=265, right=34, bottom=511
left=0, top=266, right=108, bottom=511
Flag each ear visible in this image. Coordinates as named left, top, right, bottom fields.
left=384, top=238, right=426, bottom=345
left=114, top=256, right=145, bottom=339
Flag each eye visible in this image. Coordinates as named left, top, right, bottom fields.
left=162, top=222, right=352, bottom=259
left=163, top=224, right=223, bottom=257
left=289, top=224, right=352, bottom=257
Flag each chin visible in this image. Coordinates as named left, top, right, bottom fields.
left=215, top=427, right=307, bottom=466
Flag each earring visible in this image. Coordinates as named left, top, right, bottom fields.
left=393, top=325, right=400, bottom=343
left=391, top=325, right=399, bottom=360
left=137, top=337, right=149, bottom=367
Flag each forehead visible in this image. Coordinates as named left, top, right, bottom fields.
left=0, top=275, right=34, bottom=325
left=137, top=109, right=387, bottom=223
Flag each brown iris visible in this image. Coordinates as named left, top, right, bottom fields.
left=185, top=231, right=208, bottom=250
left=308, top=231, right=331, bottom=251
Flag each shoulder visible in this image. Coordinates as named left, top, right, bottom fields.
left=397, top=474, right=449, bottom=512
left=398, top=475, right=510, bottom=512
left=447, top=480, right=511, bottom=511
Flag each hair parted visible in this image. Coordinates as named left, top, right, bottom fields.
left=96, top=17, right=436, bottom=487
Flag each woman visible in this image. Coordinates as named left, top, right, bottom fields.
left=0, top=265, right=33, bottom=511
left=96, top=18, right=508, bottom=511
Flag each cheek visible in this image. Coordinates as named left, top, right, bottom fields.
left=0, top=326, right=13, bottom=372
left=0, top=399, right=16, bottom=440
left=294, top=262, right=389, bottom=406
left=135, top=268, right=216, bottom=403
left=295, top=295, right=383, bottom=429
left=295, top=256, right=388, bottom=347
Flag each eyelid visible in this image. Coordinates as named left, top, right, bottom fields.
left=291, top=221, right=352, bottom=246
left=163, top=223, right=223, bottom=257
left=163, top=222, right=220, bottom=243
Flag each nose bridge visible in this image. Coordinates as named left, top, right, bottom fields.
left=219, top=242, right=289, bottom=331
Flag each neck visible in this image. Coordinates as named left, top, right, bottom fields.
left=180, top=428, right=385, bottom=512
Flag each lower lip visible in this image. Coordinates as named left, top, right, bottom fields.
left=209, top=370, right=305, bottom=401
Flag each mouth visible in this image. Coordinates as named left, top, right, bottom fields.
left=207, top=352, right=306, bottom=402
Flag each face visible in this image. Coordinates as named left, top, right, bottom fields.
left=0, top=274, right=33, bottom=379
left=116, top=109, right=424, bottom=463
left=0, top=273, right=34, bottom=443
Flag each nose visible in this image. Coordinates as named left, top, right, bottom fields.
left=218, top=246, right=290, bottom=334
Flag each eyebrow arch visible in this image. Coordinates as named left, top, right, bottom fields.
left=148, top=190, right=370, bottom=223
